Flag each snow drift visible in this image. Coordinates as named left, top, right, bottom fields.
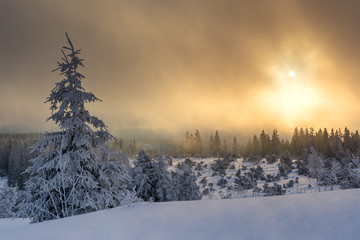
left=1, top=189, right=360, bottom=240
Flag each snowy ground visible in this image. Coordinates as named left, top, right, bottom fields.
left=1, top=189, right=360, bottom=240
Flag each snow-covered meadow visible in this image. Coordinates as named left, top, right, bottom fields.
left=169, top=157, right=335, bottom=200
left=1, top=188, right=359, bottom=240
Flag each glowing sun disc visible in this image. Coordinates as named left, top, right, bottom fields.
left=289, top=71, right=295, bottom=77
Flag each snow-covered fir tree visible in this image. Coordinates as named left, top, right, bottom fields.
left=153, top=154, right=172, bottom=202
left=132, top=150, right=155, bottom=201
left=0, top=185, right=17, bottom=218
left=306, top=147, right=324, bottom=181
left=338, top=156, right=360, bottom=189
left=19, top=33, right=130, bottom=223
left=170, top=167, right=201, bottom=201
left=132, top=150, right=173, bottom=202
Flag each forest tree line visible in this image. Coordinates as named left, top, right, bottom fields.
left=1, top=127, right=360, bottom=188
left=180, top=127, right=360, bottom=160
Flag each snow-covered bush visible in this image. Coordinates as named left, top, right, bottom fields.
left=234, top=173, right=257, bottom=191
left=265, top=174, right=280, bottom=183
left=202, top=188, right=210, bottom=195
left=120, top=187, right=144, bottom=207
left=263, top=183, right=285, bottom=196
left=249, top=166, right=264, bottom=180
left=216, top=177, right=228, bottom=188
left=211, top=158, right=230, bottom=175
left=265, top=154, right=277, bottom=164
left=278, top=163, right=291, bottom=177
left=280, top=150, right=293, bottom=167
left=338, top=157, right=360, bottom=189
left=296, top=160, right=309, bottom=176
left=285, top=180, right=294, bottom=188
left=194, top=161, right=205, bottom=171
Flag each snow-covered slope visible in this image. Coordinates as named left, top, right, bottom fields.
left=2, top=189, right=360, bottom=240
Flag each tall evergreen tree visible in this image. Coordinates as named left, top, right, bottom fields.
left=259, top=130, right=271, bottom=157
left=290, top=127, right=300, bottom=157
left=0, top=136, right=11, bottom=177
left=251, top=135, right=260, bottom=156
left=20, top=34, right=129, bottom=223
left=271, top=129, right=281, bottom=155
left=232, top=136, right=238, bottom=157
left=350, top=130, right=360, bottom=154
left=194, top=129, right=203, bottom=156
left=212, top=130, right=221, bottom=156
left=343, top=127, right=351, bottom=151
left=209, top=135, right=214, bottom=156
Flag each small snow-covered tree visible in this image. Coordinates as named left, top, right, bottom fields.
left=19, top=33, right=130, bottom=223
left=132, top=150, right=173, bottom=202
left=132, top=150, right=155, bottom=201
left=170, top=167, right=201, bottom=201
left=153, top=154, right=172, bottom=202
left=0, top=185, right=17, bottom=218
left=306, top=147, right=324, bottom=181
left=338, top=156, right=360, bottom=189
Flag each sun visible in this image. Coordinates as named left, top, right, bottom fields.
left=262, top=68, right=321, bottom=127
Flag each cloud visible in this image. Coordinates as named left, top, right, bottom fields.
left=1, top=1, right=360, bottom=137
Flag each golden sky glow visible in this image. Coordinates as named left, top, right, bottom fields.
left=1, top=1, right=360, bottom=138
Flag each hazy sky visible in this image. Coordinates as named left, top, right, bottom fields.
left=1, top=0, right=360, bottom=138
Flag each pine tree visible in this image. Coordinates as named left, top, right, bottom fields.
left=153, top=154, right=172, bottom=202
left=20, top=33, right=130, bottom=223
left=306, top=147, right=324, bottom=181
left=291, top=127, right=300, bottom=156
left=212, top=130, right=221, bottom=156
left=0, top=184, right=17, bottom=218
left=350, top=130, right=360, bottom=154
left=259, top=130, right=271, bottom=157
left=194, top=130, right=203, bottom=156
left=232, top=136, right=238, bottom=157
left=132, top=150, right=155, bottom=201
left=209, top=135, right=214, bottom=156
left=251, top=135, right=260, bottom=156
left=244, top=138, right=252, bottom=157
left=0, top=136, right=11, bottom=177
left=271, top=129, right=281, bottom=155
left=132, top=150, right=173, bottom=202
left=7, top=139, right=23, bottom=187
left=343, top=127, right=351, bottom=151
left=170, top=167, right=201, bottom=201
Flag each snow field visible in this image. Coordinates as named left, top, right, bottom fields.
left=1, top=189, right=359, bottom=240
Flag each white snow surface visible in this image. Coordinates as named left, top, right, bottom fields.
left=1, top=189, right=360, bottom=240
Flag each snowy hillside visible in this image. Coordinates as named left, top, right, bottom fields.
left=169, top=157, right=336, bottom=199
left=1, top=189, right=360, bottom=240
